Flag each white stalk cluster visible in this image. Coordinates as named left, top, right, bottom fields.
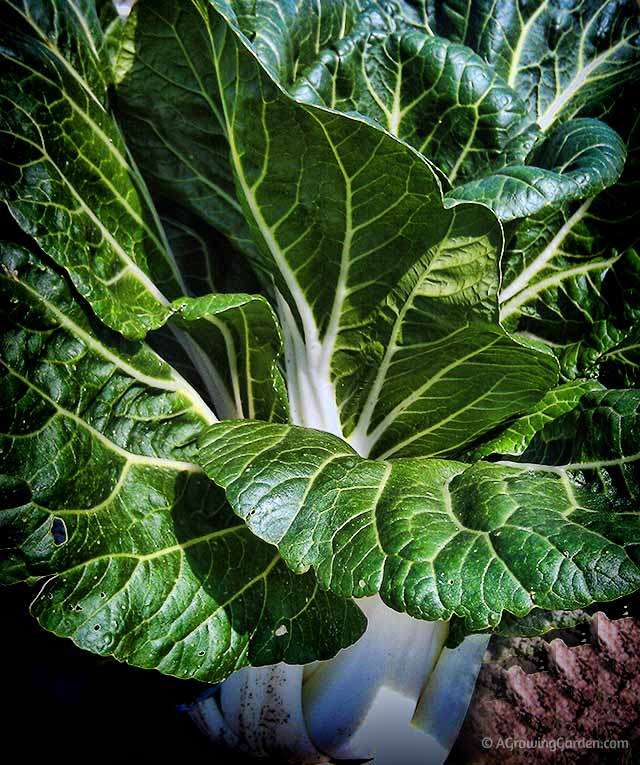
left=188, top=312, right=489, bottom=764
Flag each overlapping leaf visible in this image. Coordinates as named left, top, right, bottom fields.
left=171, top=293, right=289, bottom=422
left=467, top=380, right=603, bottom=460
left=432, top=0, right=640, bottom=130
left=521, top=388, right=640, bottom=510
left=290, top=21, right=539, bottom=185
left=499, top=112, right=640, bottom=379
left=115, top=1, right=633, bottom=411
left=130, top=0, right=555, bottom=457
left=227, top=0, right=393, bottom=84
left=2, top=0, right=638, bottom=669
left=197, top=419, right=640, bottom=631
left=0, top=0, right=183, bottom=338
left=2, top=2, right=286, bottom=426
left=225, top=1, right=630, bottom=218
left=0, top=242, right=364, bottom=679
left=449, top=119, right=627, bottom=220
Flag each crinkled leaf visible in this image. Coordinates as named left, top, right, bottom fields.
left=197, top=420, right=640, bottom=631
left=467, top=379, right=603, bottom=460
left=228, top=0, right=408, bottom=84
left=117, top=0, right=635, bottom=248
left=140, top=0, right=555, bottom=457
left=0, top=0, right=181, bottom=339
left=116, top=0, right=562, bottom=460
left=279, top=5, right=628, bottom=219
left=225, top=2, right=628, bottom=219
left=521, top=388, right=640, bottom=511
left=290, top=27, right=539, bottom=185
left=171, top=293, right=289, bottom=423
left=449, top=119, right=627, bottom=220
left=115, top=0, right=629, bottom=435
left=432, top=0, right=640, bottom=130
left=0, top=243, right=364, bottom=680
left=115, top=0, right=250, bottom=251
left=499, top=112, right=640, bottom=378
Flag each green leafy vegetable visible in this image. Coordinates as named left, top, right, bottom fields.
left=197, top=419, right=640, bottom=631
left=449, top=118, right=627, bottom=220
left=0, top=242, right=364, bottom=678
left=499, top=111, right=640, bottom=379
left=0, top=0, right=180, bottom=338
left=1, top=0, right=639, bottom=761
left=434, top=0, right=640, bottom=129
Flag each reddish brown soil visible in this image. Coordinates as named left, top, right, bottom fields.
left=451, top=614, right=640, bottom=764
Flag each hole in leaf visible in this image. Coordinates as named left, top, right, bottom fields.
left=93, top=624, right=101, bottom=631
left=51, top=517, right=67, bottom=545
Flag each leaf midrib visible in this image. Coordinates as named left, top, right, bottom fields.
left=0, top=357, right=202, bottom=472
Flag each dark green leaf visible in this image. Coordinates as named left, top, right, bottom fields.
left=162, top=215, right=219, bottom=297
left=601, top=324, right=640, bottom=387
left=0, top=0, right=181, bottom=339
left=449, top=119, right=627, bottom=220
left=432, top=0, right=640, bottom=130
left=521, top=387, right=640, bottom=510
left=290, top=28, right=539, bottom=186
left=198, top=419, right=640, bottom=631
left=115, top=0, right=250, bottom=251
left=137, top=0, right=555, bottom=456
left=498, top=112, right=640, bottom=379
left=0, top=242, right=364, bottom=680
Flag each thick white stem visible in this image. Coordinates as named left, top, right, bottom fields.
left=188, top=300, right=487, bottom=763
left=276, top=290, right=343, bottom=438
left=219, top=665, right=328, bottom=763
left=302, top=595, right=449, bottom=761
left=186, top=688, right=239, bottom=750
left=412, top=633, right=490, bottom=753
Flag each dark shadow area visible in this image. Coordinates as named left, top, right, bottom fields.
left=1, top=583, right=261, bottom=765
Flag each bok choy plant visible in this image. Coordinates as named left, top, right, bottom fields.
left=1, top=0, right=639, bottom=762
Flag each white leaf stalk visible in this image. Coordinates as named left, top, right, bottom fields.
left=187, top=314, right=489, bottom=763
